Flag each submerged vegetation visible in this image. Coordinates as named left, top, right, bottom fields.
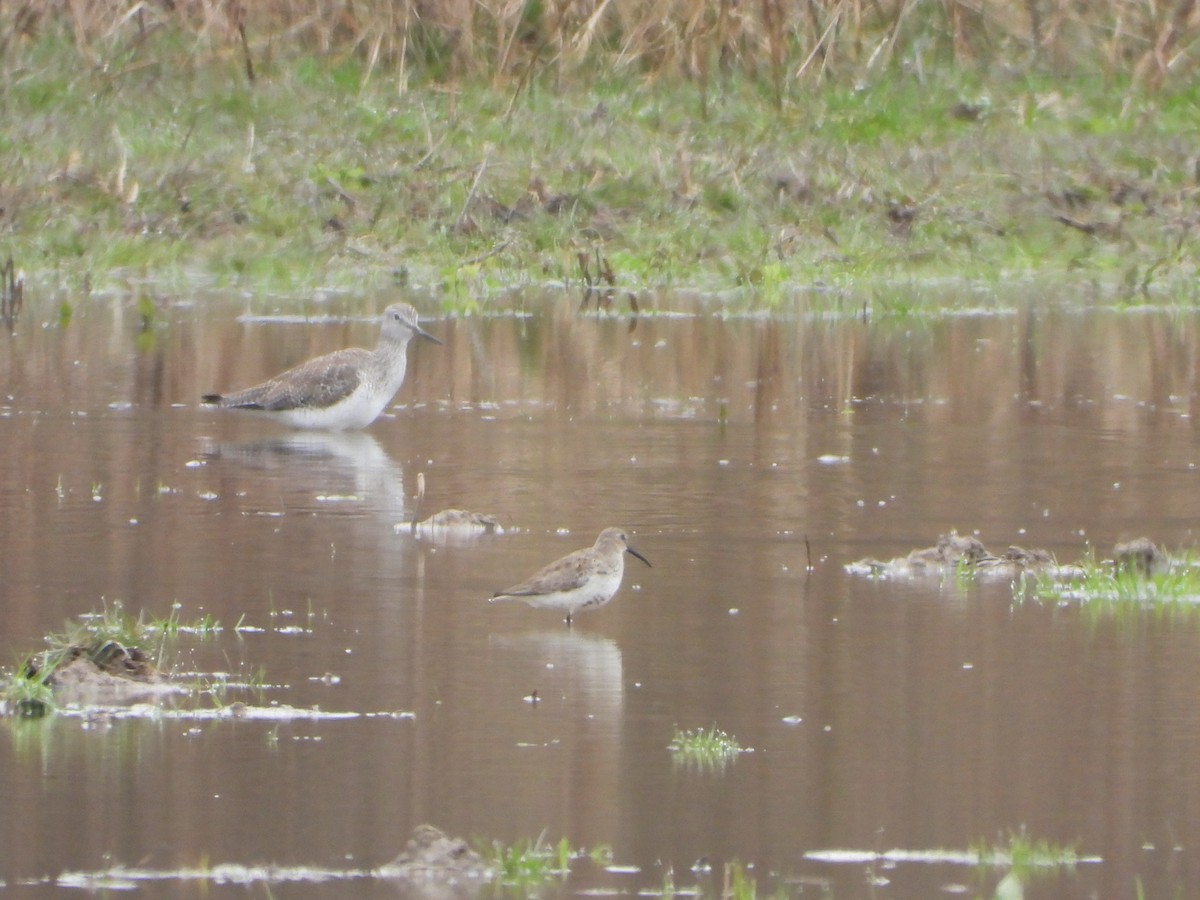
left=0, top=3, right=1198, bottom=304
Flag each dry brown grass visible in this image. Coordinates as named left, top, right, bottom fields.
left=3, top=0, right=1198, bottom=91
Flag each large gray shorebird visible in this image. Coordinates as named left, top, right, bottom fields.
left=490, top=527, right=652, bottom=625
left=202, top=303, right=440, bottom=431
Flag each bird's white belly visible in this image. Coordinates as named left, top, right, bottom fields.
left=531, top=570, right=623, bottom=611
left=277, top=389, right=389, bottom=431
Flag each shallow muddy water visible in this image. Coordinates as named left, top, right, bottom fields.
left=3, top=289, right=1200, bottom=897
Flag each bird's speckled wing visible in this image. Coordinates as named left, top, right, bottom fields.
left=495, top=549, right=592, bottom=597
left=211, top=349, right=370, bottom=411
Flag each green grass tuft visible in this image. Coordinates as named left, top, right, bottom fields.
left=479, top=833, right=574, bottom=886
left=1, top=666, right=57, bottom=718
left=1032, top=548, right=1200, bottom=611
left=668, top=725, right=744, bottom=769
left=971, top=827, right=1080, bottom=873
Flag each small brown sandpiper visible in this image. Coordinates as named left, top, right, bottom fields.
left=490, top=527, right=651, bottom=625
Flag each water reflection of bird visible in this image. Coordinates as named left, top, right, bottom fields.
left=490, top=629, right=625, bottom=708
left=490, top=528, right=651, bottom=625
left=202, top=303, right=440, bottom=430
left=197, top=431, right=408, bottom=518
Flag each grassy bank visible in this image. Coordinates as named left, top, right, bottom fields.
left=1, top=4, right=1199, bottom=307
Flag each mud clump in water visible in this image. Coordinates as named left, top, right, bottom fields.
left=846, top=530, right=1063, bottom=579
left=906, top=531, right=992, bottom=568
left=417, top=509, right=503, bottom=532
left=380, top=824, right=494, bottom=887
left=13, top=640, right=169, bottom=713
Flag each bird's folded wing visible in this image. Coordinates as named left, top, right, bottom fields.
left=498, top=553, right=589, bottom=596
left=237, top=355, right=365, bottom=411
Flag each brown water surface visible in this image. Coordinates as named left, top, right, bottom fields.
left=3, top=291, right=1200, bottom=897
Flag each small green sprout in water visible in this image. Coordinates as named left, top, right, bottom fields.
left=953, top=557, right=979, bottom=589
left=668, top=725, right=744, bottom=768
left=720, top=860, right=789, bottom=900
left=83, top=600, right=221, bottom=647
left=659, top=865, right=675, bottom=897
left=2, top=664, right=57, bottom=718
left=970, top=828, right=1080, bottom=878
left=724, top=860, right=755, bottom=900
left=967, top=829, right=1083, bottom=900
left=245, top=665, right=269, bottom=692
left=73, top=600, right=145, bottom=647
left=480, top=833, right=574, bottom=885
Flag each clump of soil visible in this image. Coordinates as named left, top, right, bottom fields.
left=381, top=824, right=493, bottom=884
left=418, top=509, right=502, bottom=531
left=27, top=640, right=160, bottom=682
left=14, top=639, right=170, bottom=713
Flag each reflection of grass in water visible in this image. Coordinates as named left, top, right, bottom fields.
left=669, top=725, right=744, bottom=769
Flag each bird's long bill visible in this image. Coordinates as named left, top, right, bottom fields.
left=416, top=324, right=443, bottom=345
left=627, top=545, right=652, bottom=568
